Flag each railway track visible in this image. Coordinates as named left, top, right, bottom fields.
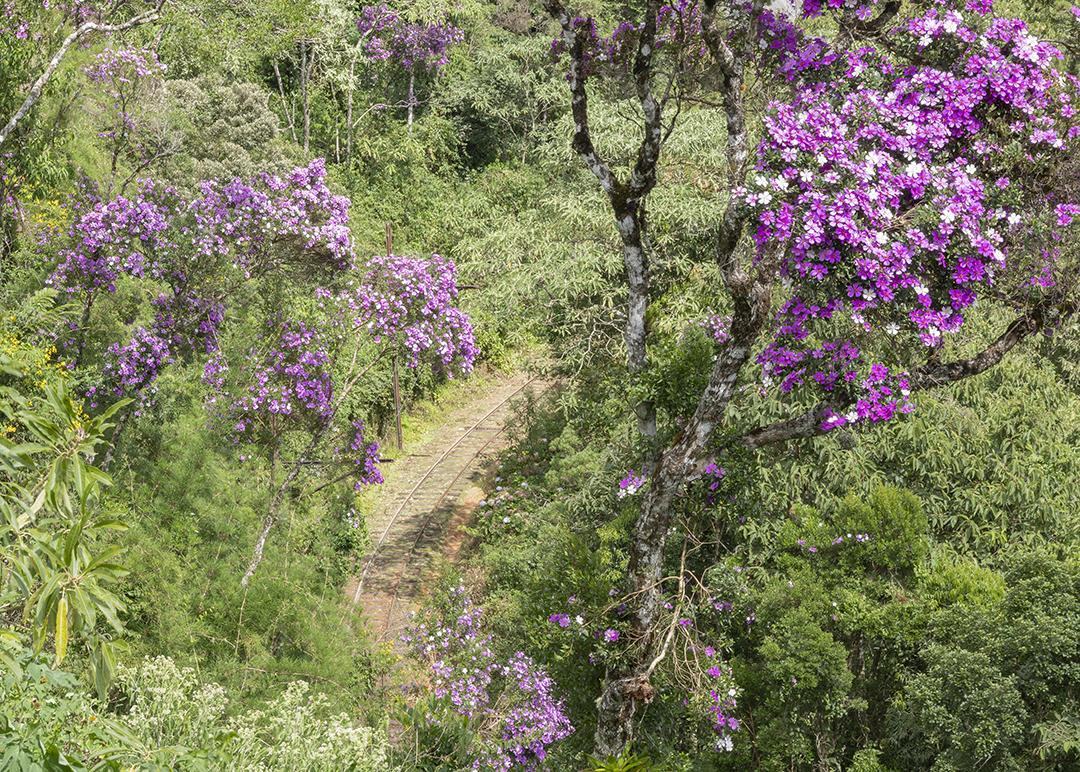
left=348, top=373, right=547, bottom=643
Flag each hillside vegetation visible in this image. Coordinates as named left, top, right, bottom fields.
left=1, top=0, right=1079, bottom=769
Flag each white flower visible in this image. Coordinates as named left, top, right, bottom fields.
left=767, top=0, right=798, bottom=17
left=885, top=322, right=900, bottom=336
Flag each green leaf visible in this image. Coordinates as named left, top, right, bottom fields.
left=54, top=595, right=68, bottom=665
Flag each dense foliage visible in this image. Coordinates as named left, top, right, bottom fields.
left=1, top=0, right=1078, bottom=769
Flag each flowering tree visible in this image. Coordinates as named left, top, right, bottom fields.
left=213, top=252, right=478, bottom=586
left=49, top=159, right=350, bottom=382
left=356, top=4, right=463, bottom=129
left=547, top=0, right=1080, bottom=754
left=83, top=46, right=172, bottom=195
left=45, top=158, right=478, bottom=583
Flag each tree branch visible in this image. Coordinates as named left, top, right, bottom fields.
left=739, top=301, right=1078, bottom=450
left=627, top=0, right=662, bottom=201
left=544, top=0, right=620, bottom=197
left=700, top=0, right=751, bottom=262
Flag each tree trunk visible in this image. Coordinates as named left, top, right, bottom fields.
left=406, top=72, right=415, bottom=132
left=242, top=444, right=280, bottom=587
left=99, top=410, right=129, bottom=472
left=273, top=60, right=297, bottom=144
left=614, top=203, right=656, bottom=440
left=300, top=40, right=311, bottom=152
left=593, top=279, right=770, bottom=754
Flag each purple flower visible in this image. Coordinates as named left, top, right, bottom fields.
left=408, top=594, right=573, bottom=767
left=618, top=469, right=646, bottom=498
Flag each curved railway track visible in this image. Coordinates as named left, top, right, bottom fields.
left=348, top=373, right=547, bottom=643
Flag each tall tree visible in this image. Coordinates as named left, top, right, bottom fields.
left=546, top=0, right=1080, bottom=754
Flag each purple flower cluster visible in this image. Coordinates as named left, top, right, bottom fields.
left=698, top=646, right=740, bottom=752
left=343, top=253, right=478, bottom=373
left=48, top=161, right=356, bottom=400
left=617, top=469, right=645, bottom=498
left=0, top=0, right=31, bottom=39
left=346, top=420, right=383, bottom=490
left=547, top=612, right=571, bottom=629
left=151, top=291, right=224, bottom=357
left=550, top=0, right=706, bottom=76
left=743, top=1, right=1080, bottom=430
left=356, top=4, right=463, bottom=72
left=48, top=185, right=176, bottom=295
left=405, top=591, right=496, bottom=716
left=1, top=0, right=106, bottom=39
left=702, top=313, right=732, bottom=344
left=83, top=46, right=164, bottom=82
left=481, top=651, right=575, bottom=770
left=404, top=588, right=573, bottom=769
left=214, top=320, right=334, bottom=441
left=190, top=159, right=353, bottom=272
left=757, top=5, right=840, bottom=81
left=702, top=462, right=725, bottom=505
left=100, top=326, right=172, bottom=400
left=48, top=161, right=351, bottom=297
